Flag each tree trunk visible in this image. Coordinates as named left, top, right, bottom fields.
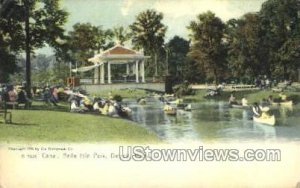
left=25, top=2, right=32, bottom=98
left=214, top=68, right=219, bottom=85
left=154, top=53, right=158, bottom=76
left=283, top=63, right=288, bottom=80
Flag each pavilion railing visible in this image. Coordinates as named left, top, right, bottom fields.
left=79, top=77, right=165, bottom=85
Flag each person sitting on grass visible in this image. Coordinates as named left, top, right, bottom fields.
left=70, top=98, right=85, bottom=113
left=43, top=88, right=58, bottom=106
left=51, top=86, right=59, bottom=103
left=17, top=86, right=32, bottom=108
left=7, top=85, right=18, bottom=103
left=82, top=96, right=93, bottom=111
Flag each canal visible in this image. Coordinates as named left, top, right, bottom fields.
left=124, top=97, right=300, bottom=143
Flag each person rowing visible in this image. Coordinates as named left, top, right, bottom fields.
left=252, top=102, right=262, bottom=117
left=229, top=93, right=238, bottom=105
left=279, top=92, right=287, bottom=102
left=241, top=96, right=248, bottom=106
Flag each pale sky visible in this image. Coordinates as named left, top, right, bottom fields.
left=37, top=0, right=267, bottom=54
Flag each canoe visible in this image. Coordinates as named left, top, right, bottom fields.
left=184, top=104, right=192, bottom=111
left=138, top=99, right=146, bottom=105
left=253, top=115, right=276, bottom=126
left=271, top=100, right=293, bottom=106
left=230, top=104, right=250, bottom=109
left=163, top=104, right=177, bottom=115
left=165, top=109, right=177, bottom=115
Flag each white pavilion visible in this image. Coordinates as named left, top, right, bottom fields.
left=72, top=44, right=149, bottom=84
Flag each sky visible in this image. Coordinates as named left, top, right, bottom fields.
left=37, top=0, right=267, bottom=55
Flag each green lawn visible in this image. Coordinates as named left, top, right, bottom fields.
left=0, top=106, right=160, bottom=143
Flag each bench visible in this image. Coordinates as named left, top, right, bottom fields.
left=6, top=101, right=31, bottom=109
left=0, top=100, right=12, bottom=124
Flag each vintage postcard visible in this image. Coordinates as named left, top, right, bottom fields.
left=1, top=0, right=300, bottom=187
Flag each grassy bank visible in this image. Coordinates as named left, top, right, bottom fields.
left=183, top=89, right=300, bottom=104
left=0, top=105, right=160, bottom=143
left=90, top=89, right=147, bottom=99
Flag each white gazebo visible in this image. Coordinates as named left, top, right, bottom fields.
left=72, top=44, right=149, bottom=84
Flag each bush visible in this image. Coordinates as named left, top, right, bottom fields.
left=173, top=82, right=194, bottom=97
left=113, top=94, right=123, bottom=102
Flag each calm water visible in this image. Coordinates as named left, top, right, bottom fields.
left=124, top=97, right=300, bottom=143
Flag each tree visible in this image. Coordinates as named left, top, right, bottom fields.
left=0, top=0, right=24, bottom=82
left=66, top=23, right=113, bottom=66
left=188, top=11, right=227, bottom=84
left=112, top=26, right=131, bottom=45
left=225, top=13, right=266, bottom=81
left=130, top=9, right=167, bottom=76
left=166, top=36, right=190, bottom=83
left=1, top=0, right=68, bottom=97
left=259, top=0, right=300, bottom=80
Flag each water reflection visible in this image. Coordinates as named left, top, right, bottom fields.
left=125, top=98, right=300, bottom=143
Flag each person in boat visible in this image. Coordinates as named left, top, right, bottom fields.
left=279, top=92, right=287, bottom=102
left=241, top=97, right=248, bottom=106
left=260, top=98, right=269, bottom=107
left=229, top=93, right=238, bottom=105
left=206, top=88, right=220, bottom=97
left=267, top=95, right=274, bottom=105
left=252, top=102, right=262, bottom=117
left=164, top=102, right=173, bottom=111
left=260, top=107, right=271, bottom=119
left=137, top=97, right=146, bottom=105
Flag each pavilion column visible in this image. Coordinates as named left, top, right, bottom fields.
left=100, top=63, right=105, bottom=84
left=108, top=62, right=111, bottom=84
left=141, top=60, right=145, bottom=83
left=135, top=60, right=139, bottom=83
left=126, top=63, right=129, bottom=75
left=94, top=66, right=99, bottom=84
left=131, top=63, right=135, bottom=74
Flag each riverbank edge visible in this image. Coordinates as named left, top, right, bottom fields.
left=0, top=109, right=162, bottom=143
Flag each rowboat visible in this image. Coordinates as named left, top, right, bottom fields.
left=164, top=104, right=177, bottom=115
left=230, top=104, right=250, bottom=109
left=137, top=98, right=146, bottom=105
left=184, top=104, right=192, bottom=111
left=165, top=109, right=177, bottom=115
left=271, top=100, right=293, bottom=107
left=253, top=115, right=276, bottom=126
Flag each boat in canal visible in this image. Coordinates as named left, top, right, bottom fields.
left=271, top=100, right=293, bottom=107
left=230, top=104, right=250, bottom=109
left=253, top=115, right=276, bottom=126
left=163, top=104, right=177, bottom=115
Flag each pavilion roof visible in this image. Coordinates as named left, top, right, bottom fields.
left=102, top=45, right=137, bottom=55
left=88, top=44, right=149, bottom=64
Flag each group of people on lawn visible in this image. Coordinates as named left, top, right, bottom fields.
left=0, top=85, right=31, bottom=108
left=68, top=92, right=131, bottom=117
